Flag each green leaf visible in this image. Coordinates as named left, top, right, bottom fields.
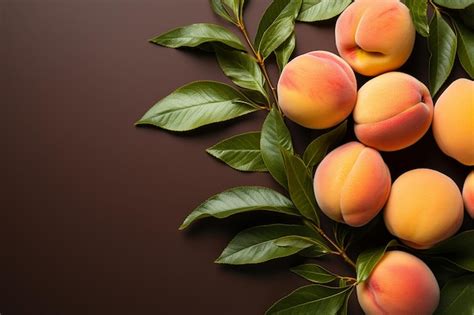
left=281, top=149, right=319, bottom=224
left=297, top=0, right=352, bottom=22
left=215, top=47, right=269, bottom=102
left=180, top=186, right=299, bottom=229
left=356, top=240, right=398, bottom=282
left=454, top=20, right=474, bottom=79
left=265, top=284, right=351, bottom=315
left=136, top=81, right=258, bottom=131
left=336, top=288, right=352, bottom=315
left=275, top=32, right=296, bottom=71
left=210, top=0, right=235, bottom=24
left=426, top=256, right=468, bottom=288
left=423, top=230, right=474, bottom=272
left=261, top=109, right=294, bottom=189
left=403, top=0, right=429, bottom=37
left=291, top=264, right=338, bottom=284
left=207, top=132, right=267, bottom=172
left=303, top=121, right=347, bottom=169
left=435, top=275, right=474, bottom=315
left=433, top=0, right=474, bottom=9
left=255, top=0, right=302, bottom=60
left=149, top=23, right=245, bottom=50
left=210, top=0, right=246, bottom=23
left=216, top=224, right=320, bottom=265
left=428, top=11, right=457, bottom=96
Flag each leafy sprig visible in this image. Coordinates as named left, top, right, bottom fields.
left=137, top=0, right=474, bottom=314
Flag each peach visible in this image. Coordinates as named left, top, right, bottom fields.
left=384, top=169, right=464, bottom=249
left=335, top=0, right=415, bottom=76
left=353, top=72, right=433, bottom=151
left=277, top=51, right=357, bottom=129
left=432, top=78, right=474, bottom=166
left=357, top=250, right=439, bottom=315
left=463, top=171, right=474, bottom=219
left=313, top=141, right=391, bottom=227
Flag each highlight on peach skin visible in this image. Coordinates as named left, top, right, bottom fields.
left=384, top=169, right=464, bottom=249
left=277, top=50, right=357, bottom=129
left=335, top=0, right=415, bottom=76
left=353, top=72, right=433, bottom=151
left=313, top=141, right=391, bottom=227
left=357, top=250, right=440, bottom=315
left=464, top=171, right=474, bottom=219
left=432, top=78, right=474, bottom=166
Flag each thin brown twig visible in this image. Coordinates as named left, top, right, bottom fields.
left=237, top=21, right=279, bottom=109
left=311, top=223, right=357, bottom=270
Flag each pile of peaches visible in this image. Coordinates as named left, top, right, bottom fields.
left=277, top=0, right=473, bottom=313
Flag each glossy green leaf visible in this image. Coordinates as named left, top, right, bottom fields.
left=261, top=109, right=294, bottom=189
left=303, top=121, right=347, bottom=169
left=215, top=47, right=269, bottom=101
left=455, top=21, right=474, bottom=79
left=207, top=132, right=267, bottom=172
left=275, top=32, right=296, bottom=71
left=356, top=240, right=398, bottom=282
left=291, top=264, right=338, bottom=284
left=255, top=0, right=302, bottom=60
left=297, top=0, right=352, bottom=22
left=281, top=149, right=319, bottom=224
left=426, top=256, right=469, bottom=288
left=428, top=11, right=457, bottom=96
left=210, top=0, right=246, bottom=24
left=433, top=0, right=474, bottom=9
left=136, top=81, right=258, bottom=131
left=265, top=284, right=351, bottom=315
left=403, top=0, right=429, bottom=37
left=336, top=287, right=352, bottom=315
left=299, top=246, right=331, bottom=258
left=424, top=230, right=474, bottom=272
left=180, top=186, right=298, bottom=229
left=149, top=23, right=245, bottom=50
left=435, top=275, right=474, bottom=315
left=216, top=224, right=319, bottom=264
left=210, top=0, right=235, bottom=24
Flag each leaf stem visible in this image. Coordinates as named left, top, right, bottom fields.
left=237, top=20, right=279, bottom=109
left=310, top=222, right=357, bottom=270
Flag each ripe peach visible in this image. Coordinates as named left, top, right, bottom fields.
left=432, top=78, right=474, bottom=166
left=353, top=72, right=433, bottom=151
left=313, top=141, right=391, bottom=227
left=277, top=51, right=357, bottom=129
left=463, top=171, right=474, bottom=219
left=384, top=169, right=464, bottom=249
left=335, top=0, right=415, bottom=76
left=357, top=250, right=439, bottom=315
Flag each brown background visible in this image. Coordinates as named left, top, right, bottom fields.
left=1, top=0, right=471, bottom=314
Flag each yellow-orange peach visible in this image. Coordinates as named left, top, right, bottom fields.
left=384, top=169, right=464, bottom=249
left=313, top=141, right=391, bottom=227
left=432, top=78, right=474, bottom=166
left=335, top=0, right=415, bottom=76
left=357, top=250, right=439, bottom=315
left=463, top=171, right=474, bottom=219
left=277, top=51, right=357, bottom=129
left=353, top=72, right=433, bottom=151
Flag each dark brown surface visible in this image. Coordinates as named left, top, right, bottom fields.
left=1, top=1, right=471, bottom=314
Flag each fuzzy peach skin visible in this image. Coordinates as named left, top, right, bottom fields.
left=335, top=0, right=415, bottom=76
left=432, top=78, right=474, bottom=166
left=463, top=171, right=474, bottom=219
left=277, top=51, right=357, bottom=129
left=353, top=72, right=433, bottom=151
left=357, top=251, right=439, bottom=315
left=313, top=141, right=391, bottom=227
left=384, top=169, right=464, bottom=249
